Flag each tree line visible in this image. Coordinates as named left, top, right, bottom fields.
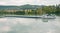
left=0, top=4, right=60, bottom=16
left=41, top=4, right=60, bottom=16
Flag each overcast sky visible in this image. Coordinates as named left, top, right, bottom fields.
left=0, top=0, right=60, bottom=6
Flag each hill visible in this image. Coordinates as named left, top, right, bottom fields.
left=0, top=4, right=42, bottom=10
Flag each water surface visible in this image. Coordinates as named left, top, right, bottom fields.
left=0, top=16, right=60, bottom=33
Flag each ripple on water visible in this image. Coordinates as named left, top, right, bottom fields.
left=0, top=16, right=60, bottom=33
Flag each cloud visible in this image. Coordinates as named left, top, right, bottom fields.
left=0, top=0, right=60, bottom=5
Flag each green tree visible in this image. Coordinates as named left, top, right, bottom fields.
left=42, top=6, right=56, bottom=14
left=55, top=4, right=60, bottom=15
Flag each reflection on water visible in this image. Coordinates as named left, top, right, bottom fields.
left=0, top=16, right=60, bottom=33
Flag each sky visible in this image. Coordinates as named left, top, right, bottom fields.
left=0, top=0, right=60, bottom=6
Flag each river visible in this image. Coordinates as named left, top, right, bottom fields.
left=0, top=16, right=60, bottom=33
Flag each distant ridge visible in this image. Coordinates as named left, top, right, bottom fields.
left=0, top=4, right=43, bottom=10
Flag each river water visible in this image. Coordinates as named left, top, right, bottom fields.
left=0, top=16, right=60, bottom=33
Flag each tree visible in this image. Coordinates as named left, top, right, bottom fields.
left=42, top=5, right=56, bottom=14
left=56, top=4, right=60, bottom=14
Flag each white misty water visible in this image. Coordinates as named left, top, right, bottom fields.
left=0, top=16, right=60, bottom=33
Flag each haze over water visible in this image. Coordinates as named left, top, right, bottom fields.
left=0, top=16, right=60, bottom=33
